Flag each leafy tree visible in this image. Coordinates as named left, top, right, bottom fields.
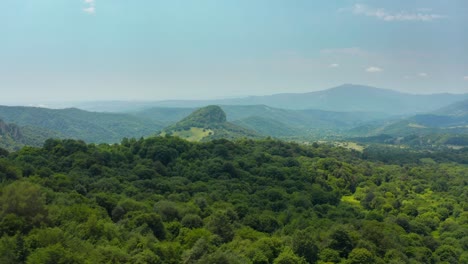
left=198, top=250, right=246, bottom=264
left=26, top=244, right=82, bottom=264
left=0, top=181, right=47, bottom=234
left=207, top=211, right=234, bottom=243
left=433, top=245, right=461, bottom=264
left=0, top=160, right=20, bottom=181
left=319, top=248, right=341, bottom=263
left=181, top=214, right=203, bottom=229
left=346, top=248, right=375, bottom=264
left=291, top=230, right=318, bottom=263
left=155, top=201, right=181, bottom=221
left=273, top=247, right=306, bottom=264
left=132, top=213, right=166, bottom=240
left=182, top=237, right=214, bottom=264
left=329, top=228, right=354, bottom=258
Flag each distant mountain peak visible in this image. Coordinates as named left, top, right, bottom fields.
left=326, top=84, right=399, bottom=94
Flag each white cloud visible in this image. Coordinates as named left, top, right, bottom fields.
left=83, top=0, right=95, bottom=14
left=351, top=4, right=444, bottom=22
left=366, top=66, right=383, bottom=73
left=418, top=72, right=428, bottom=77
left=464, top=76, right=468, bottom=81
left=83, top=6, right=95, bottom=14
left=329, top=63, right=339, bottom=68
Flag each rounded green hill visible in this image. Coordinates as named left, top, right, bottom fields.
left=180, top=105, right=226, bottom=126
left=163, top=105, right=259, bottom=141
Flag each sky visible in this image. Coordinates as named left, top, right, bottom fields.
left=1, top=0, right=468, bottom=103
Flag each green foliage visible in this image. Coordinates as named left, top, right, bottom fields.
left=198, top=250, right=247, bottom=264
left=0, top=181, right=47, bottom=234
left=319, top=248, right=341, bottom=263
left=292, top=230, right=319, bottom=263
left=0, top=136, right=466, bottom=263
left=181, top=214, right=203, bottom=229
left=329, top=228, right=354, bottom=258
left=207, top=211, right=235, bottom=243
left=273, top=247, right=306, bottom=264
left=346, top=248, right=375, bottom=264
left=26, top=244, right=82, bottom=264
left=130, top=213, right=166, bottom=240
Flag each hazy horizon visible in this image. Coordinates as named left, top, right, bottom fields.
left=1, top=1, right=468, bottom=103
left=2, top=83, right=468, bottom=108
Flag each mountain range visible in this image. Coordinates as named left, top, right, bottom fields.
left=1, top=84, right=468, bottom=150
left=71, top=84, right=468, bottom=115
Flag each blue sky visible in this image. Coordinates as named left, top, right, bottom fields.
left=1, top=0, right=467, bottom=103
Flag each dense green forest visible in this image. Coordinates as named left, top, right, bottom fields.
left=1, top=136, right=467, bottom=263
left=0, top=106, right=163, bottom=145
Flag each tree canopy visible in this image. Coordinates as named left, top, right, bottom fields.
left=0, top=136, right=467, bottom=263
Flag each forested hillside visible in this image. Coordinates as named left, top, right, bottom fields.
left=0, top=119, right=25, bottom=150
left=134, top=105, right=387, bottom=130
left=162, top=106, right=260, bottom=141
left=0, top=120, right=61, bottom=151
left=0, top=106, right=163, bottom=143
left=346, top=99, right=468, bottom=148
left=0, top=137, right=467, bottom=263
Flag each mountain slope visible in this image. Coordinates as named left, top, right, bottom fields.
left=131, top=107, right=194, bottom=125
left=433, top=99, right=468, bottom=116
left=135, top=105, right=388, bottom=132
left=0, top=106, right=164, bottom=143
left=0, top=119, right=24, bottom=150
left=348, top=99, right=468, bottom=147
left=350, top=98, right=468, bottom=137
left=0, top=119, right=61, bottom=150
left=350, top=114, right=468, bottom=138
left=232, top=116, right=299, bottom=137
left=163, top=105, right=259, bottom=141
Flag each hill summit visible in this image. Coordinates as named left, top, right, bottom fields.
left=163, top=105, right=258, bottom=141
left=173, top=105, right=227, bottom=129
